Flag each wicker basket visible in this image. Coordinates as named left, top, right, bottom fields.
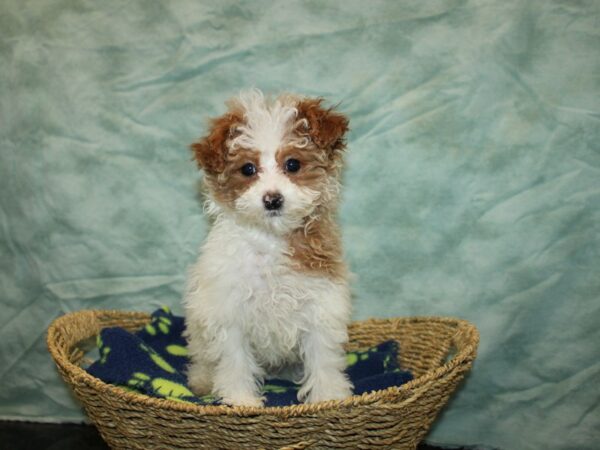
left=47, top=310, right=478, bottom=450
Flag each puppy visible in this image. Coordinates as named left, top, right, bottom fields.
left=183, top=90, right=352, bottom=407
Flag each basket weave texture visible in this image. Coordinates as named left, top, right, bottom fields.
left=47, top=310, right=478, bottom=450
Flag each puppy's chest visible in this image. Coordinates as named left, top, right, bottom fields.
left=220, top=233, right=312, bottom=362
left=235, top=239, right=306, bottom=308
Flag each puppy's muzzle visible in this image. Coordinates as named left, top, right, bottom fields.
left=263, top=192, right=284, bottom=211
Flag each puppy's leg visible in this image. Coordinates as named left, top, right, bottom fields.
left=298, top=327, right=353, bottom=403
left=211, top=324, right=265, bottom=407
left=185, top=312, right=264, bottom=405
left=185, top=331, right=214, bottom=395
left=297, top=283, right=353, bottom=404
left=184, top=272, right=262, bottom=404
left=183, top=295, right=215, bottom=395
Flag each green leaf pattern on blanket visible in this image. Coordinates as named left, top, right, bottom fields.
left=128, top=372, right=151, bottom=387
left=199, top=394, right=217, bottom=403
left=96, top=335, right=111, bottom=365
left=166, top=344, right=188, bottom=356
left=139, top=343, right=176, bottom=373
left=346, top=345, right=404, bottom=374
left=347, top=346, right=379, bottom=366
left=127, top=372, right=195, bottom=402
left=263, top=383, right=289, bottom=394
left=145, top=315, right=172, bottom=336
left=383, top=353, right=396, bottom=372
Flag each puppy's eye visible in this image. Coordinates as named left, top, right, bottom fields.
left=285, top=158, right=301, bottom=173
left=240, top=163, right=257, bottom=177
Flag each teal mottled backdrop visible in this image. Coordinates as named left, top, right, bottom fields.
left=1, top=1, right=599, bottom=448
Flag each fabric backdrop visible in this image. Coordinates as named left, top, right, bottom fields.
left=1, top=1, right=598, bottom=448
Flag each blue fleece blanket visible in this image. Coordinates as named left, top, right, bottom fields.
left=87, top=307, right=413, bottom=406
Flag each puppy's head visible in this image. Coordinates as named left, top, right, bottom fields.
left=191, top=90, right=349, bottom=234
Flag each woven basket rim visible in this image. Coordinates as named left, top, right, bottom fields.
left=47, top=309, right=479, bottom=418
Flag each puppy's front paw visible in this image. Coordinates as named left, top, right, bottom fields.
left=187, top=362, right=213, bottom=396
left=188, top=377, right=212, bottom=396
left=299, top=372, right=353, bottom=404
left=221, top=394, right=265, bottom=408
left=305, top=383, right=353, bottom=404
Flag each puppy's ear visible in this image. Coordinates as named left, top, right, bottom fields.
left=191, top=112, right=242, bottom=174
left=296, top=99, right=349, bottom=155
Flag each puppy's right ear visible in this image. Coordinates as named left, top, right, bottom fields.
left=191, top=113, right=241, bottom=174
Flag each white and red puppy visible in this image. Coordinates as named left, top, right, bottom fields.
left=183, top=90, right=352, bottom=407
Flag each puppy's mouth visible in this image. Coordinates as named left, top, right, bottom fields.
left=266, top=210, right=282, bottom=218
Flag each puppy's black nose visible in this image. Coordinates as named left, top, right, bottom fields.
left=263, top=192, right=284, bottom=211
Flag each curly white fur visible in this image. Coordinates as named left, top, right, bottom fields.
left=183, top=90, right=352, bottom=406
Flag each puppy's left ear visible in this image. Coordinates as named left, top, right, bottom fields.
left=191, top=112, right=242, bottom=175
left=297, top=99, right=349, bottom=157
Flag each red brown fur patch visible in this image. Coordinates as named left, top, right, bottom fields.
left=191, top=110, right=260, bottom=208
left=286, top=212, right=347, bottom=280
left=283, top=100, right=350, bottom=279
left=295, top=98, right=349, bottom=160
left=211, top=148, right=261, bottom=206
left=275, top=144, right=330, bottom=188
left=191, top=111, right=243, bottom=174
